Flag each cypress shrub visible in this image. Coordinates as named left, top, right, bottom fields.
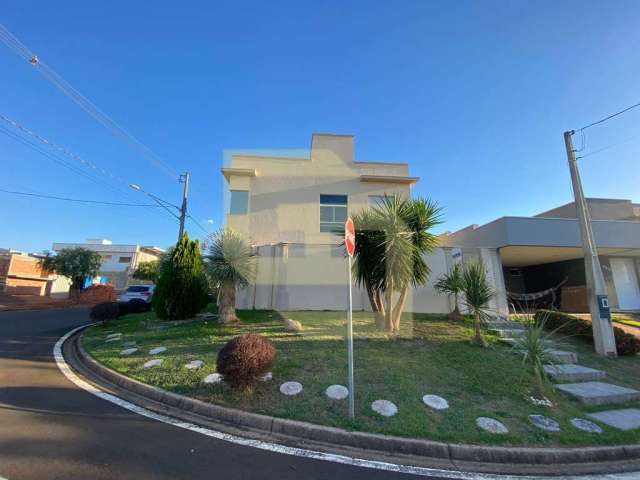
left=535, top=309, right=640, bottom=356
left=152, top=233, right=210, bottom=320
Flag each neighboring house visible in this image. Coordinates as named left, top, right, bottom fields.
left=52, top=239, right=164, bottom=291
left=0, top=250, right=52, bottom=295
left=222, top=133, right=507, bottom=315
left=441, top=198, right=640, bottom=313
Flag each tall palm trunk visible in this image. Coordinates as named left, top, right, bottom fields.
left=365, top=281, right=386, bottom=329
left=473, top=312, right=488, bottom=347
left=218, top=280, right=239, bottom=325
left=391, top=286, right=408, bottom=333
left=451, top=293, right=461, bottom=319
left=384, top=281, right=394, bottom=333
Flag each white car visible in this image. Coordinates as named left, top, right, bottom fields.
left=118, top=285, right=155, bottom=304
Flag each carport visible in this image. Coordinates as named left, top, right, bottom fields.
left=500, top=245, right=640, bottom=313
left=442, top=210, right=640, bottom=314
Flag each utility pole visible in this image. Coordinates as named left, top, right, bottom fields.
left=563, top=131, right=617, bottom=356
left=178, top=172, right=190, bottom=241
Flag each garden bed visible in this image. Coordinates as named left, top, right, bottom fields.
left=82, top=306, right=640, bottom=447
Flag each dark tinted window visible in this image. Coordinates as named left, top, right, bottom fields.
left=126, top=286, right=150, bottom=292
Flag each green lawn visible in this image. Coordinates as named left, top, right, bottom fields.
left=83, top=307, right=640, bottom=447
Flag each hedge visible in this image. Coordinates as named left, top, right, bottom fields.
left=534, top=309, right=640, bottom=356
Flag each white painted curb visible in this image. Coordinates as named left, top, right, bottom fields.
left=54, top=325, right=639, bottom=480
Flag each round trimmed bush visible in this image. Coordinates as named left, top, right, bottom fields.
left=117, top=302, right=129, bottom=317
left=90, top=302, right=121, bottom=325
left=216, top=334, right=277, bottom=391
left=128, top=298, right=150, bottom=313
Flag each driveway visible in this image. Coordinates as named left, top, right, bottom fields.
left=0, top=308, right=445, bottom=480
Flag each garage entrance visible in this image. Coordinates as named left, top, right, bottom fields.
left=500, top=246, right=640, bottom=313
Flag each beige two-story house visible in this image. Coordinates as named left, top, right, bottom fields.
left=221, top=133, right=508, bottom=315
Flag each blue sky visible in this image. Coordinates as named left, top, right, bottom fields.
left=1, top=1, right=639, bottom=253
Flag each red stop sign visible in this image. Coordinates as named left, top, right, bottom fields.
left=345, top=217, right=356, bottom=257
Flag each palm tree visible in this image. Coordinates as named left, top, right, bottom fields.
left=353, top=196, right=442, bottom=333
left=204, top=228, right=256, bottom=325
left=434, top=262, right=464, bottom=319
left=461, top=261, right=494, bottom=347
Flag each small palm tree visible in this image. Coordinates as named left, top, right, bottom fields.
left=434, top=262, right=464, bottom=319
left=461, top=261, right=494, bottom=347
left=352, top=196, right=442, bottom=333
left=513, top=313, right=561, bottom=396
left=204, top=228, right=256, bottom=325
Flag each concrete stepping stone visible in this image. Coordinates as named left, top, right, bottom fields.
left=543, top=364, right=606, bottom=382
left=325, top=385, right=349, bottom=400
left=422, top=394, right=449, bottom=410
left=529, top=414, right=560, bottom=432
left=204, top=373, right=222, bottom=384
left=105, top=337, right=122, bottom=343
left=570, top=418, right=603, bottom=434
left=588, top=409, right=640, bottom=431
left=149, top=346, right=167, bottom=355
left=280, top=381, right=303, bottom=396
left=371, top=399, right=397, bottom=417
left=184, top=360, right=204, bottom=370
left=556, top=381, right=640, bottom=406
left=260, top=372, right=272, bottom=382
left=120, top=348, right=138, bottom=356
left=123, top=341, right=137, bottom=347
left=491, top=328, right=525, bottom=339
left=500, top=337, right=554, bottom=347
left=476, top=417, right=508, bottom=434
left=106, top=333, right=122, bottom=340
left=548, top=349, right=577, bottom=364
left=143, top=359, right=162, bottom=369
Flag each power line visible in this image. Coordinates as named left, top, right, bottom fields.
left=0, top=113, right=137, bottom=196
left=187, top=214, right=213, bottom=237
left=0, top=22, right=179, bottom=182
left=0, top=188, right=163, bottom=207
left=0, top=124, right=127, bottom=196
left=576, top=101, right=640, bottom=132
left=0, top=124, right=178, bottom=223
left=578, top=131, right=640, bottom=160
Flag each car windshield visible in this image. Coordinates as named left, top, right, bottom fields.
left=125, top=286, right=150, bottom=293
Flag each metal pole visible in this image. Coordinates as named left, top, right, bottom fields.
left=564, top=131, right=617, bottom=356
left=347, top=254, right=355, bottom=419
left=178, top=172, right=190, bottom=241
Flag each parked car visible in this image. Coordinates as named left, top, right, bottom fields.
left=118, top=285, right=155, bottom=305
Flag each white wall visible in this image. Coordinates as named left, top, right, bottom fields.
left=236, top=245, right=452, bottom=314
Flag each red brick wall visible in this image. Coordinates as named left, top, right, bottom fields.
left=0, top=256, right=10, bottom=279
left=9, top=256, right=47, bottom=278
left=79, top=284, right=117, bottom=304
left=5, top=278, right=47, bottom=295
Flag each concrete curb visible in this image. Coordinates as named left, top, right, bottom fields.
left=68, top=329, right=640, bottom=475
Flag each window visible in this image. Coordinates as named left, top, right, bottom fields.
left=100, top=255, right=112, bottom=261
left=369, top=194, right=395, bottom=207
left=126, top=286, right=151, bottom=293
left=229, top=190, right=249, bottom=215
left=320, top=194, right=347, bottom=233
left=119, top=256, right=132, bottom=263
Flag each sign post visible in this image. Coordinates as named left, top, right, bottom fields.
left=344, top=217, right=356, bottom=419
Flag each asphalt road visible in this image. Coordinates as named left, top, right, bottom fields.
left=0, top=308, right=448, bottom=480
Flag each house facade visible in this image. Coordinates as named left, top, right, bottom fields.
left=0, top=250, right=51, bottom=295
left=441, top=198, right=640, bottom=313
left=222, top=133, right=508, bottom=315
left=52, top=239, right=164, bottom=291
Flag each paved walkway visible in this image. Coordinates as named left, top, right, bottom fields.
left=490, top=318, right=640, bottom=431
